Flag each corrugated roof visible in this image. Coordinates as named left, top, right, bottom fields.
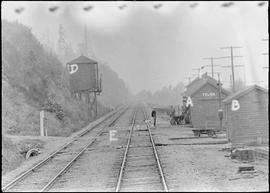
left=223, top=84, right=268, bottom=104
left=67, top=55, right=97, bottom=64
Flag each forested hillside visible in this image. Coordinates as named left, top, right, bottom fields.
left=2, top=20, right=131, bottom=136
left=2, top=20, right=90, bottom=136
left=2, top=20, right=131, bottom=174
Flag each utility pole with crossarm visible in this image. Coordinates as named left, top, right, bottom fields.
left=219, top=46, right=244, bottom=93
left=202, top=57, right=221, bottom=78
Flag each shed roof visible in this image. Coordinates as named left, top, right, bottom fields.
left=67, top=55, right=97, bottom=64
left=185, top=75, right=230, bottom=97
left=223, top=84, right=268, bottom=104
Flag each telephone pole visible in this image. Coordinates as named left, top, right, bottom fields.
left=220, top=46, right=244, bottom=93
left=84, top=25, right=88, bottom=56
left=83, top=25, right=97, bottom=59
left=221, top=65, right=245, bottom=91
left=262, top=39, right=269, bottom=55
left=262, top=38, right=268, bottom=55
left=202, top=57, right=221, bottom=78
left=58, top=24, right=67, bottom=62
left=262, top=39, right=268, bottom=86
left=217, top=73, right=223, bottom=131
left=192, top=67, right=204, bottom=78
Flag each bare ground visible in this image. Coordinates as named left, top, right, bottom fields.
left=2, top=107, right=268, bottom=192
left=151, top=114, right=269, bottom=192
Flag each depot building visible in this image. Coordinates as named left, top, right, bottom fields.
left=184, top=73, right=231, bottom=129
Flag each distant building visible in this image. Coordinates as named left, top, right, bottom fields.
left=223, top=85, right=269, bottom=146
left=185, top=73, right=231, bottom=129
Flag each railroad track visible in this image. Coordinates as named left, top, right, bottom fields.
left=2, top=106, right=129, bottom=192
left=115, top=106, right=169, bottom=192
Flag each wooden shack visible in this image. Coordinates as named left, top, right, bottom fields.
left=223, top=85, right=268, bottom=146
left=185, top=74, right=230, bottom=129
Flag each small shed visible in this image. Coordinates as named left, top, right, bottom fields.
left=185, top=75, right=230, bottom=129
left=67, top=55, right=99, bottom=93
left=223, top=85, right=268, bottom=146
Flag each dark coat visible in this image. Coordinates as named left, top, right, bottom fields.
left=151, top=110, right=156, bottom=117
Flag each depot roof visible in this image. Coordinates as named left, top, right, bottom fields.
left=186, top=78, right=230, bottom=97
left=186, top=73, right=215, bottom=88
left=185, top=73, right=230, bottom=97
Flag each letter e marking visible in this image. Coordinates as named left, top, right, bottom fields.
left=110, top=130, right=118, bottom=141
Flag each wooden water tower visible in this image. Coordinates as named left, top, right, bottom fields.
left=67, top=55, right=101, bottom=118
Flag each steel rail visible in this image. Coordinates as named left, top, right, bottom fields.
left=77, top=106, right=127, bottom=138
left=2, top=107, right=127, bottom=192
left=115, top=108, right=137, bottom=192
left=41, top=107, right=129, bottom=192
left=143, top=108, right=169, bottom=192
left=40, top=127, right=103, bottom=191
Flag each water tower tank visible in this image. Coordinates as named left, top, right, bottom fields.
left=67, top=55, right=99, bottom=92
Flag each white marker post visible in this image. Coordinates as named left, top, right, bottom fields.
left=40, top=110, right=45, bottom=136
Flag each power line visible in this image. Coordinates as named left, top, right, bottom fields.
left=202, top=57, right=220, bottom=78
left=262, top=38, right=268, bottom=55
left=192, top=67, right=203, bottom=78
left=220, top=46, right=244, bottom=93
left=202, top=56, right=229, bottom=78
left=221, top=64, right=245, bottom=89
left=205, top=72, right=220, bottom=75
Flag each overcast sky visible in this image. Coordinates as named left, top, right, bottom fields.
left=2, top=1, right=268, bottom=94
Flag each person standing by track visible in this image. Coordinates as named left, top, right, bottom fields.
left=151, top=109, right=157, bottom=127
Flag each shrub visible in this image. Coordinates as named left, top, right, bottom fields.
left=42, top=94, right=65, bottom=121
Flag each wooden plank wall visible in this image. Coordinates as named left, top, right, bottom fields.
left=225, top=90, right=268, bottom=146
